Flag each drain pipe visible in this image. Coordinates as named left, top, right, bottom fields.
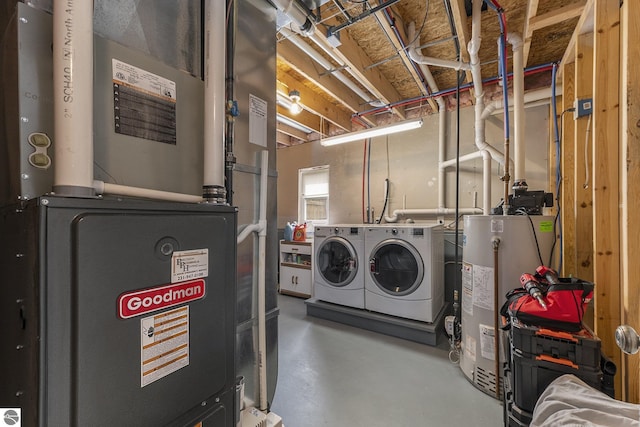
left=384, top=207, right=483, bottom=223
left=202, top=0, right=227, bottom=204
left=236, top=151, right=269, bottom=411
left=392, top=22, right=483, bottom=222
left=53, top=0, right=95, bottom=197
left=481, top=87, right=556, bottom=120
left=407, top=22, right=448, bottom=212
left=507, top=33, right=526, bottom=190
left=468, top=0, right=511, bottom=214
left=407, top=22, right=471, bottom=71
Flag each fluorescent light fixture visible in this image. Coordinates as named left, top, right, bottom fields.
left=277, top=114, right=313, bottom=134
left=320, top=118, right=423, bottom=146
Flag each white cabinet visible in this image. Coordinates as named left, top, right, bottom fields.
left=279, top=240, right=312, bottom=298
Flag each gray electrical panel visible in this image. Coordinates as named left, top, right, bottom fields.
left=0, top=197, right=238, bottom=426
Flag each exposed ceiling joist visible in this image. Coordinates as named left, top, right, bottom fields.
left=560, top=0, right=595, bottom=71
left=372, top=8, right=439, bottom=111
left=522, top=0, right=540, bottom=67
left=277, top=41, right=376, bottom=127
left=529, top=0, right=587, bottom=32
left=276, top=78, right=352, bottom=131
left=448, top=0, right=474, bottom=92
left=311, top=26, right=407, bottom=120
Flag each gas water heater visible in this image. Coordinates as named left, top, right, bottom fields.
left=459, top=215, right=554, bottom=397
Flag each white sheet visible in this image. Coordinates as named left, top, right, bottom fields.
left=531, top=374, right=640, bottom=427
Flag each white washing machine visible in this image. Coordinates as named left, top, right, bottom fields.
left=364, top=224, right=444, bottom=323
left=314, top=225, right=365, bottom=309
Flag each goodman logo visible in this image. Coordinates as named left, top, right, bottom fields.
left=117, top=279, right=206, bottom=319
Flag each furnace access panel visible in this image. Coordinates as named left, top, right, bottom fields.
left=0, top=197, right=237, bottom=426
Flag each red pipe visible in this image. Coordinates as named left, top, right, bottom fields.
left=352, top=64, right=553, bottom=120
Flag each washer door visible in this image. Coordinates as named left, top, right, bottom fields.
left=316, top=236, right=358, bottom=287
left=369, top=239, right=424, bottom=296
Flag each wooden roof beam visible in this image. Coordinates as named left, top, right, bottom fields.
left=529, top=1, right=587, bottom=32
left=448, top=0, right=474, bottom=97
left=277, top=40, right=376, bottom=127
left=277, top=77, right=352, bottom=131
left=311, top=26, right=406, bottom=120
left=522, top=0, right=540, bottom=67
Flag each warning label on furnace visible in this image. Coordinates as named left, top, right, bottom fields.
left=112, top=59, right=177, bottom=144
left=171, top=249, right=209, bottom=283
left=140, top=306, right=189, bottom=387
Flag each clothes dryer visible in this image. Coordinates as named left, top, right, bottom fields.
left=365, top=224, right=444, bottom=322
left=314, top=225, right=365, bottom=309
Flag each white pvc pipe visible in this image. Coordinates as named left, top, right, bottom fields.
left=407, top=22, right=448, bottom=211
left=440, top=150, right=485, bottom=169
left=235, top=151, right=269, bottom=411
left=53, top=0, right=94, bottom=195
left=280, top=28, right=376, bottom=105
left=384, top=207, right=483, bottom=223
left=407, top=22, right=470, bottom=71
left=469, top=0, right=512, bottom=213
left=257, top=151, right=269, bottom=411
left=507, top=33, right=525, bottom=185
left=203, top=0, right=226, bottom=191
left=481, top=87, right=556, bottom=120
left=272, top=0, right=313, bottom=35
left=482, top=150, right=492, bottom=214
left=237, top=224, right=261, bottom=244
left=93, top=181, right=203, bottom=203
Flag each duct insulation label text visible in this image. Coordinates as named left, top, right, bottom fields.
left=171, top=249, right=209, bottom=283
left=140, top=306, right=189, bottom=387
left=118, top=279, right=206, bottom=319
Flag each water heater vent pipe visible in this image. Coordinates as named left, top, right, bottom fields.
left=53, top=0, right=95, bottom=197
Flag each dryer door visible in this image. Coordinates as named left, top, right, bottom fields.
left=316, top=236, right=358, bottom=287
left=369, top=239, right=424, bottom=296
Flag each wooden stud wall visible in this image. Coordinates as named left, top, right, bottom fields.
left=592, top=0, right=621, bottom=398
left=574, top=34, right=594, bottom=286
left=561, top=62, right=576, bottom=277
left=556, top=0, right=640, bottom=401
left=621, top=0, right=640, bottom=402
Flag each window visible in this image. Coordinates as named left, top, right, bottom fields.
left=298, top=165, right=329, bottom=225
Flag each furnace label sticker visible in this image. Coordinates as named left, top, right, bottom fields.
left=490, top=219, right=504, bottom=233
left=112, top=59, right=177, bottom=144
left=171, top=249, right=209, bottom=283
left=471, top=264, right=494, bottom=311
left=461, top=262, right=474, bottom=315
left=141, top=306, right=189, bottom=387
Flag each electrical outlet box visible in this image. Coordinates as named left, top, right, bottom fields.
left=574, top=98, right=593, bottom=119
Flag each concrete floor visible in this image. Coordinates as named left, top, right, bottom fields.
left=270, top=294, right=503, bottom=427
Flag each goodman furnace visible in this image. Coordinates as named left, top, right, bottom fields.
left=0, top=196, right=238, bottom=426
